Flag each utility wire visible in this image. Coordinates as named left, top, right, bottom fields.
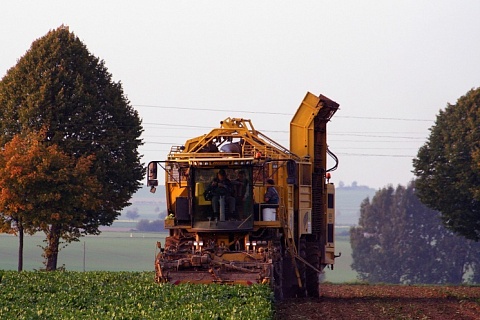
left=336, top=153, right=416, bottom=158
left=135, top=104, right=291, bottom=116
left=135, top=104, right=434, bottom=122
left=136, top=104, right=429, bottom=158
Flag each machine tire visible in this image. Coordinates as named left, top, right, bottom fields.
left=296, top=238, right=307, bottom=298
left=273, top=257, right=284, bottom=301
left=306, top=242, right=322, bottom=297
left=281, top=256, right=296, bottom=299
left=281, top=240, right=307, bottom=298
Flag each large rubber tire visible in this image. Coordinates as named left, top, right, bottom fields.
left=306, top=242, right=322, bottom=297
left=273, top=258, right=284, bottom=301
left=281, top=257, right=296, bottom=299
left=271, top=236, right=284, bottom=301
left=281, top=242, right=307, bottom=298
left=294, top=238, right=307, bottom=298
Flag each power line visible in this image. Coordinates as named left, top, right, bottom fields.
left=338, top=115, right=432, bottom=122
left=142, top=123, right=427, bottom=134
left=140, top=146, right=419, bottom=158
left=143, top=122, right=212, bottom=129
left=330, top=140, right=424, bottom=143
left=136, top=104, right=291, bottom=116
left=336, top=152, right=415, bottom=157
left=135, top=104, right=434, bottom=122
left=142, top=123, right=429, bottom=139
left=138, top=105, right=428, bottom=159
left=336, top=147, right=419, bottom=150
left=330, top=133, right=425, bottom=140
left=142, top=122, right=290, bottom=133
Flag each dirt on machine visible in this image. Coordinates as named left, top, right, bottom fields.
left=147, top=92, right=340, bottom=299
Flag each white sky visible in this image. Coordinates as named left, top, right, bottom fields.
left=2, top=1, right=480, bottom=190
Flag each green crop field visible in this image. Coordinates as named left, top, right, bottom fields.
left=0, top=271, right=273, bottom=319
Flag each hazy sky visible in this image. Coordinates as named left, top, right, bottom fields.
left=2, top=1, right=480, bottom=189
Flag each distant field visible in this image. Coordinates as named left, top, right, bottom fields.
left=0, top=230, right=166, bottom=272
left=323, top=235, right=357, bottom=283
left=1, top=224, right=357, bottom=282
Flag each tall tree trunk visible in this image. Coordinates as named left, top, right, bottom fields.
left=18, top=222, right=23, bottom=272
left=45, top=224, right=60, bottom=271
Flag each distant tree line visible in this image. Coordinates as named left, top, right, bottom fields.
left=352, top=87, right=480, bottom=284
left=350, top=181, right=480, bottom=284
left=125, top=209, right=140, bottom=221
left=136, top=219, right=164, bottom=232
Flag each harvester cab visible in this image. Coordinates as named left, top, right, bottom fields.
left=154, top=160, right=257, bottom=231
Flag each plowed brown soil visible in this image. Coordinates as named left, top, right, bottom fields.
left=275, top=284, right=480, bottom=320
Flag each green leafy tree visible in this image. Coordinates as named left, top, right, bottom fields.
left=413, top=87, right=480, bottom=241
left=0, top=26, right=144, bottom=270
left=351, top=182, right=480, bottom=284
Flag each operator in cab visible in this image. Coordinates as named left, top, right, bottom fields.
left=264, top=179, right=279, bottom=204
left=209, top=169, right=236, bottom=220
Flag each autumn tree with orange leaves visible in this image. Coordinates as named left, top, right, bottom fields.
left=0, top=131, right=101, bottom=271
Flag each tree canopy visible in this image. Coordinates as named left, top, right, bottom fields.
left=413, top=87, right=480, bottom=241
left=0, top=26, right=144, bottom=270
left=0, top=130, right=102, bottom=270
left=350, top=182, right=480, bottom=284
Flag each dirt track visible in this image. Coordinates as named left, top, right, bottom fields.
left=275, top=284, right=480, bottom=320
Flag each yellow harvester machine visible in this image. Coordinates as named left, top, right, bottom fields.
left=147, top=92, right=339, bottom=299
